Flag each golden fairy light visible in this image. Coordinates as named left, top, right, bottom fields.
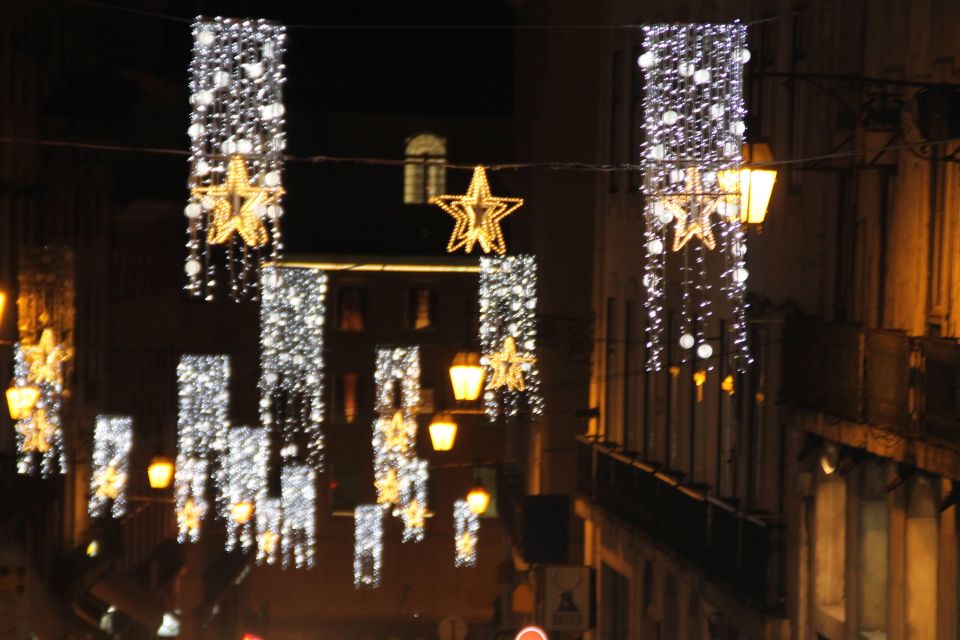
left=487, top=336, right=536, bottom=392
left=22, top=328, right=72, bottom=386
left=17, top=408, right=56, bottom=453
left=652, top=167, right=724, bottom=252
left=374, top=468, right=400, bottom=506
left=430, top=165, right=524, bottom=255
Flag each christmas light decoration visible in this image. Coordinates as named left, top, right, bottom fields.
left=259, top=266, right=328, bottom=467
left=478, top=256, right=542, bottom=419
left=176, top=354, right=230, bottom=540
left=175, top=457, right=209, bottom=543
left=185, top=17, right=286, bottom=301
left=372, top=348, right=420, bottom=507
left=281, top=464, right=315, bottom=569
left=353, top=504, right=384, bottom=589
left=89, top=416, right=133, bottom=519
left=430, top=165, right=523, bottom=255
left=256, top=497, right=282, bottom=565
left=396, top=457, right=430, bottom=543
left=221, top=426, right=269, bottom=552
left=22, top=328, right=71, bottom=386
left=11, top=341, right=66, bottom=476
left=454, top=499, right=479, bottom=568
left=639, top=23, right=751, bottom=372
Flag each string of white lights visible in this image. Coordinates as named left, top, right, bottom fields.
left=281, top=463, right=316, bottom=569
left=185, top=17, right=286, bottom=301
left=372, top=348, right=420, bottom=509
left=222, top=426, right=269, bottom=552
left=259, top=266, right=328, bottom=467
left=396, top=457, right=429, bottom=543
left=175, top=456, right=209, bottom=543
left=478, top=255, right=543, bottom=419
left=454, top=499, right=479, bottom=568
left=353, top=504, right=384, bottom=589
left=256, top=496, right=282, bottom=565
left=89, top=415, right=133, bottom=519
left=639, top=22, right=751, bottom=372
left=11, top=339, right=67, bottom=476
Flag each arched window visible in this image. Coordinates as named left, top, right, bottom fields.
left=404, top=133, right=446, bottom=204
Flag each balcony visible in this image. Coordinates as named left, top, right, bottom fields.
left=577, top=438, right=783, bottom=612
left=782, top=316, right=960, bottom=446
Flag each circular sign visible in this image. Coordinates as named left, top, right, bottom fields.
left=515, top=626, right=548, bottom=640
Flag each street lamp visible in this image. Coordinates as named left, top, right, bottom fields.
left=466, top=480, right=491, bottom=515
left=449, top=351, right=485, bottom=402
left=6, top=384, right=40, bottom=420
left=719, top=141, right=778, bottom=226
left=148, top=455, right=175, bottom=489
left=428, top=412, right=458, bottom=451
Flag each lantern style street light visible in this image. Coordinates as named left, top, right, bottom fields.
left=719, top=141, right=777, bottom=226
left=466, top=480, right=491, bottom=515
left=428, top=412, right=458, bottom=451
left=147, top=455, right=175, bottom=489
left=6, top=384, right=40, bottom=420
left=449, top=351, right=485, bottom=402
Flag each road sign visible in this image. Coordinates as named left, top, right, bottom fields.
left=515, top=626, right=548, bottom=640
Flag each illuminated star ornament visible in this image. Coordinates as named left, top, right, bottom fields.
left=487, top=336, right=536, bottom=392
left=454, top=499, right=479, bottom=568
left=12, top=335, right=68, bottom=476
left=191, top=155, right=283, bottom=248
left=22, top=328, right=72, bottom=386
left=639, top=22, right=752, bottom=373
left=430, top=165, right=524, bottom=255
left=89, top=415, right=133, bottom=519
left=185, top=17, right=287, bottom=301
left=16, top=409, right=56, bottom=453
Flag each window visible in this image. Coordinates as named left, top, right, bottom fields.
left=600, top=564, right=630, bottom=640
left=337, top=288, right=366, bottom=332
left=329, top=465, right=362, bottom=515
left=609, top=51, right=623, bottom=192
left=815, top=474, right=847, bottom=628
left=332, top=373, right=361, bottom=424
left=404, top=134, right=447, bottom=203
left=858, top=462, right=887, bottom=639
left=408, top=288, right=436, bottom=330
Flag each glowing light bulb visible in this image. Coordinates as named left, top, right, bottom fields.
left=679, top=333, right=695, bottom=350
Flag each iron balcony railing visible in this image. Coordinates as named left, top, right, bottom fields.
left=577, top=438, right=783, bottom=612
left=782, top=316, right=960, bottom=444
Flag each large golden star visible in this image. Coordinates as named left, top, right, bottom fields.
left=178, top=498, right=203, bottom=537
left=655, top=167, right=725, bottom=252
left=17, top=408, right=56, bottom=453
left=375, top=469, right=400, bottom=506
left=487, top=336, right=536, bottom=392
left=456, top=531, right=477, bottom=560
left=23, top=328, right=71, bottom=386
left=93, top=465, right=125, bottom=500
left=190, top=155, right=284, bottom=247
left=430, top=165, right=524, bottom=255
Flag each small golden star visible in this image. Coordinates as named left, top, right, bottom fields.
left=375, top=469, right=400, bottom=506
left=401, top=499, right=430, bottom=530
left=17, top=408, right=56, bottom=453
left=378, top=411, right=413, bottom=453
left=178, top=498, right=203, bottom=537
left=259, top=530, right=280, bottom=556
left=655, top=167, right=726, bottom=252
left=93, top=465, right=125, bottom=500
left=430, top=165, right=524, bottom=255
left=487, top=336, right=536, bottom=392
left=190, top=155, right=284, bottom=247
left=22, top=328, right=71, bottom=386
left=456, top=531, right=477, bottom=560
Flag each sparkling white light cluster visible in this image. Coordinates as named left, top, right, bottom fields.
left=396, top=458, right=429, bottom=543
left=259, top=266, right=328, bottom=467
left=185, top=17, right=287, bottom=301
left=256, top=497, right=282, bottom=565
left=372, top=347, right=421, bottom=508
left=454, top=499, right=479, bottom=568
left=281, top=464, right=315, bottom=569
left=88, top=415, right=133, bottom=519
left=478, top=255, right=543, bottom=418
left=11, top=342, right=66, bottom=476
left=176, top=457, right=209, bottom=543
left=222, top=426, right=269, bottom=552
left=176, top=355, right=230, bottom=542
left=639, top=23, right=751, bottom=372
left=353, top=504, right=384, bottom=589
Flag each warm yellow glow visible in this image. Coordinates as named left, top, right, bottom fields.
left=380, top=411, right=414, bottom=452
left=147, top=456, right=175, bottom=489
left=86, top=540, right=99, bottom=558
left=178, top=498, right=202, bottom=536
left=275, top=261, right=481, bottom=274
left=93, top=465, right=124, bottom=500
left=429, top=413, right=458, bottom=451
left=6, top=384, right=40, bottom=420
left=401, top=499, right=431, bottom=530
left=0, top=292, right=6, bottom=326
left=456, top=531, right=477, bottom=559
left=487, top=336, right=536, bottom=392
left=22, top=328, right=71, bottom=386
left=190, top=155, right=284, bottom=247
left=656, top=167, right=722, bottom=251
left=430, top=165, right=524, bottom=255
left=721, top=374, right=735, bottom=396
left=693, top=370, right=707, bottom=402
left=375, top=468, right=400, bottom=506
left=820, top=444, right=839, bottom=475
left=259, top=530, right=280, bottom=555
left=449, top=351, right=485, bottom=401
left=16, top=408, right=56, bottom=453
left=718, top=142, right=777, bottom=225
left=467, top=483, right=491, bottom=515
left=231, top=501, right=255, bottom=524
